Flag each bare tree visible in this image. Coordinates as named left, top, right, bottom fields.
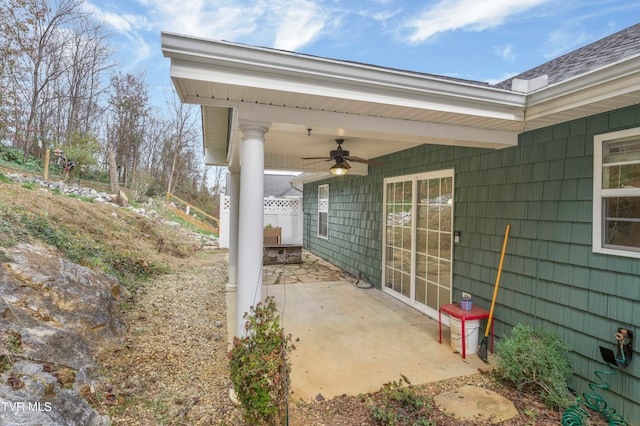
left=164, top=89, right=200, bottom=196
left=3, top=0, right=83, bottom=159
left=62, top=17, right=113, bottom=140
left=107, top=72, right=149, bottom=188
left=0, top=0, right=112, bottom=160
left=0, top=1, right=215, bottom=211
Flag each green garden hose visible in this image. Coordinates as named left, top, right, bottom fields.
left=561, top=366, right=628, bottom=425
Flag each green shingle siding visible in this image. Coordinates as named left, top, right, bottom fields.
left=587, top=114, right=610, bottom=134
left=546, top=140, right=567, bottom=160
left=576, top=178, right=592, bottom=200
left=531, top=163, right=549, bottom=181
left=568, top=245, right=590, bottom=267
left=303, top=104, right=640, bottom=423
left=609, top=107, right=637, bottom=128
left=564, top=157, right=592, bottom=179
left=567, top=135, right=587, bottom=157
left=549, top=159, right=565, bottom=180
left=534, top=126, right=555, bottom=144
left=570, top=223, right=592, bottom=245
left=553, top=123, right=571, bottom=140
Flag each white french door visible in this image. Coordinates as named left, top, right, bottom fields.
left=382, top=170, right=454, bottom=319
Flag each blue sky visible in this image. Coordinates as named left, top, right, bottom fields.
left=84, top=0, right=639, bottom=111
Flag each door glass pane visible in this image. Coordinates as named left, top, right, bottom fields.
left=427, top=231, right=439, bottom=257
left=440, top=232, right=451, bottom=259
left=427, top=257, right=439, bottom=284
left=384, top=172, right=453, bottom=313
left=413, top=173, right=453, bottom=311
left=401, top=249, right=411, bottom=274
left=441, top=177, right=453, bottom=231
left=385, top=180, right=413, bottom=298
left=401, top=272, right=411, bottom=297
left=415, top=277, right=426, bottom=304
left=402, top=227, right=412, bottom=250
left=417, top=205, right=428, bottom=229
left=427, top=282, right=438, bottom=310
left=416, top=230, right=427, bottom=254
left=393, top=269, right=401, bottom=292
left=439, top=287, right=451, bottom=309
left=439, top=260, right=451, bottom=287
left=418, top=179, right=429, bottom=203
left=416, top=254, right=427, bottom=277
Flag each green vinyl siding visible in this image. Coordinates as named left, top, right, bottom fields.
left=303, top=104, right=640, bottom=423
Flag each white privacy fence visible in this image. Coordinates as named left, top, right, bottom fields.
left=219, top=195, right=304, bottom=248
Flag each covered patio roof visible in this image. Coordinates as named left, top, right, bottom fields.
left=162, top=30, right=640, bottom=179
left=161, top=26, right=640, bottom=339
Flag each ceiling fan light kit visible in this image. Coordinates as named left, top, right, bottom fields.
left=302, top=139, right=384, bottom=175
left=330, top=162, right=349, bottom=176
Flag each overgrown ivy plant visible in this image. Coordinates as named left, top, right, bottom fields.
left=495, top=324, right=574, bottom=410
left=228, top=297, right=294, bottom=425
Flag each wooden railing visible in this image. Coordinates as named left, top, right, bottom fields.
left=166, top=192, right=219, bottom=235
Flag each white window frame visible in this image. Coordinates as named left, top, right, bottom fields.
left=593, top=127, right=640, bottom=258
left=318, top=184, right=329, bottom=239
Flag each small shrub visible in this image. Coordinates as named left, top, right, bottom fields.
left=368, top=379, right=434, bottom=425
left=495, top=324, right=574, bottom=410
left=0, top=146, right=22, bottom=163
left=228, top=297, right=294, bottom=425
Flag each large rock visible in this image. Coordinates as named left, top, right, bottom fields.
left=0, top=243, right=127, bottom=425
left=1, top=243, right=126, bottom=344
left=0, top=362, right=110, bottom=426
left=434, top=385, right=519, bottom=424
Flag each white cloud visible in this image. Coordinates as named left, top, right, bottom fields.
left=373, top=9, right=401, bottom=22
left=494, top=44, right=515, bottom=61
left=271, top=1, right=327, bottom=51
left=403, top=0, right=553, bottom=44
left=107, top=0, right=330, bottom=52
left=83, top=2, right=153, bottom=69
left=141, top=0, right=264, bottom=41
left=83, top=2, right=150, bottom=33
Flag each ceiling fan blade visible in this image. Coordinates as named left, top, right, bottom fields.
left=344, top=156, right=384, bottom=166
left=302, top=157, right=332, bottom=160
left=302, top=159, right=333, bottom=167
left=343, top=160, right=351, bottom=168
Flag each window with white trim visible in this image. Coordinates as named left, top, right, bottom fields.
left=318, top=184, right=329, bottom=239
left=593, top=128, right=640, bottom=258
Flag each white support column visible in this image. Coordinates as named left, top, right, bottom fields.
left=227, top=170, right=240, bottom=290
left=236, top=121, right=268, bottom=337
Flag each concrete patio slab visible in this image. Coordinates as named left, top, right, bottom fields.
left=264, top=280, right=489, bottom=402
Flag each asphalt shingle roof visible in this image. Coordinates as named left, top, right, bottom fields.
left=495, top=23, right=640, bottom=90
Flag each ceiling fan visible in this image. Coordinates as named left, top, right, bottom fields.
left=302, top=139, right=383, bottom=175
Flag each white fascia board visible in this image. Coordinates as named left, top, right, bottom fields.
left=525, top=54, right=640, bottom=120
left=163, top=33, right=526, bottom=121
left=238, top=102, right=518, bottom=148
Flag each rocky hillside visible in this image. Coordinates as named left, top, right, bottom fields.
left=0, top=172, right=217, bottom=425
